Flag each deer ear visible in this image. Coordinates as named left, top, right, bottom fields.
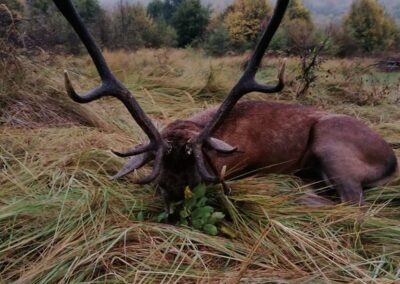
left=206, top=137, right=238, bottom=154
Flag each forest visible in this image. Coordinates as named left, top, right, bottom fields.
left=3, top=0, right=400, bottom=55
left=100, top=0, right=400, bottom=22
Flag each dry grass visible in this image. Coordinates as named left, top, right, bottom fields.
left=0, top=49, right=399, bottom=283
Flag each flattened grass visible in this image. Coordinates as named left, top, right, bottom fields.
left=0, top=49, right=399, bottom=283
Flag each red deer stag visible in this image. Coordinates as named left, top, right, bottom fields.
left=53, top=0, right=398, bottom=212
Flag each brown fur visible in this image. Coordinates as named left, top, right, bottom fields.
left=190, top=101, right=323, bottom=175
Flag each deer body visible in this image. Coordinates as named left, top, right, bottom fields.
left=160, top=101, right=398, bottom=204
left=189, top=101, right=321, bottom=174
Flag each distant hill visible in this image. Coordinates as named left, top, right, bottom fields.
left=99, top=0, right=400, bottom=23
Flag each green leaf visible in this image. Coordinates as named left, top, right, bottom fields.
left=179, top=208, right=190, bottom=219
left=137, top=211, right=144, bottom=222
left=184, top=196, right=197, bottom=210
left=192, top=206, right=214, bottom=220
left=208, top=212, right=225, bottom=224
left=203, top=224, right=218, bottom=236
left=220, top=225, right=237, bottom=238
left=192, top=218, right=204, bottom=230
left=157, top=212, right=169, bottom=223
left=196, top=197, right=208, bottom=208
left=192, top=184, right=207, bottom=200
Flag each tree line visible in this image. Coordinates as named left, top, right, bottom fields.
left=2, top=0, right=399, bottom=56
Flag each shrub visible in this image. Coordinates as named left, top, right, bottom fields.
left=344, top=0, right=398, bottom=53
left=171, top=0, right=210, bottom=47
left=224, top=0, right=272, bottom=46
left=203, top=24, right=232, bottom=56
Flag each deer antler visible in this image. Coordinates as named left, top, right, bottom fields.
left=53, top=0, right=166, bottom=183
left=192, top=0, right=289, bottom=182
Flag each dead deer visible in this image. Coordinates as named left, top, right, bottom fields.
left=54, top=0, right=398, bottom=212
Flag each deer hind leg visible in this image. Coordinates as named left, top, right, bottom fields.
left=310, top=115, right=398, bottom=206
left=310, top=153, right=365, bottom=205
left=309, top=138, right=367, bottom=205
left=326, top=174, right=365, bottom=205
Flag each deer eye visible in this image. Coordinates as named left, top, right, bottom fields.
left=166, top=143, right=173, bottom=155
left=185, top=145, right=193, bottom=156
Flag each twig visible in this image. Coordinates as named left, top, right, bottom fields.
left=232, top=224, right=272, bottom=284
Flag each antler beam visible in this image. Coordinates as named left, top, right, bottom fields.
left=53, top=0, right=165, bottom=183
left=192, top=0, right=290, bottom=182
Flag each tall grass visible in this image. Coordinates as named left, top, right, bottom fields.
left=0, top=49, right=399, bottom=282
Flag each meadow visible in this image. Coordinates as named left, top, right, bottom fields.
left=0, top=48, right=399, bottom=283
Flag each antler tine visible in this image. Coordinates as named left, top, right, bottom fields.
left=251, top=59, right=286, bottom=93
left=111, top=144, right=154, bottom=158
left=242, top=0, right=289, bottom=87
left=53, top=0, right=166, bottom=183
left=64, top=71, right=117, bottom=103
left=135, top=148, right=165, bottom=184
left=193, top=144, right=219, bottom=182
left=193, top=0, right=290, bottom=181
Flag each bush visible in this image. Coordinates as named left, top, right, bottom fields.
left=224, top=0, right=272, bottom=45
left=26, top=0, right=103, bottom=53
left=147, top=19, right=178, bottom=48
left=203, top=24, right=232, bottom=56
left=171, top=0, right=210, bottom=47
left=283, top=0, right=316, bottom=54
left=344, top=0, right=398, bottom=53
left=1, top=4, right=24, bottom=86
left=285, top=18, right=315, bottom=53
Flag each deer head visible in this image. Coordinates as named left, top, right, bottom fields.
left=53, top=0, right=289, bottom=211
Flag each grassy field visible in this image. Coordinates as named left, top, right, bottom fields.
left=1, top=48, right=400, bottom=283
